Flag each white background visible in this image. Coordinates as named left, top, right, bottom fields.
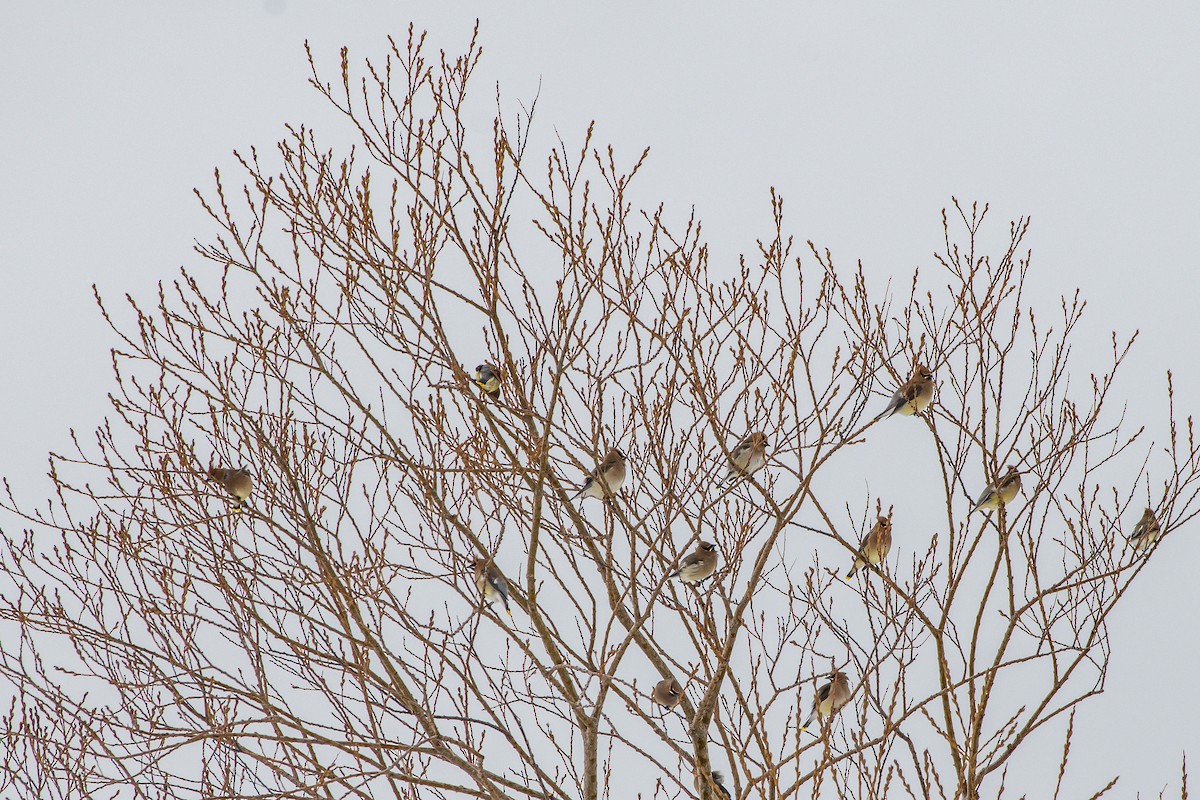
left=2, top=2, right=1197, bottom=794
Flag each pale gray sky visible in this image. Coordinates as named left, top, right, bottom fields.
left=2, top=2, right=1197, bottom=794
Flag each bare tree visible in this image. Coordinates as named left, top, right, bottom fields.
left=1, top=27, right=1195, bottom=800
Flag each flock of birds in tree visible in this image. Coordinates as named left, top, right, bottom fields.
left=195, top=359, right=1164, bottom=800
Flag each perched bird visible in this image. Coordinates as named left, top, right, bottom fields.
left=651, top=677, right=684, bottom=710
left=469, top=557, right=512, bottom=617
left=207, top=467, right=253, bottom=512
left=970, top=467, right=1023, bottom=514
left=669, top=541, right=719, bottom=584
left=573, top=447, right=627, bottom=500
left=1128, top=507, right=1162, bottom=551
left=721, top=431, right=768, bottom=484
left=472, top=362, right=501, bottom=400
left=845, top=513, right=893, bottom=579
left=874, top=364, right=935, bottom=421
left=693, top=769, right=732, bottom=800
left=801, top=670, right=852, bottom=730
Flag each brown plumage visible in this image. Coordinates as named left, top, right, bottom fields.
left=874, top=364, right=935, bottom=421
left=971, top=466, right=1023, bottom=513
left=721, top=431, right=768, bottom=483
left=573, top=447, right=627, bottom=500
left=651, top=677, right=684, bottom=710
left=472, top=362, right=501, bottom=400
left=670, top=541, right=719, bottom=584
left=468, top=557, right=512, bottom=616
left=801, top=670, right=852, bottom=730
left=845, top=513, right=893, bottom=578
left=1128, top=507, right=1162, bottom=551
left=207, top=467, right=253, bottom=511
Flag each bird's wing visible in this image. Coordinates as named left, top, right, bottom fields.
left=898, top=380, right=921, bottom=404
left=855, top=527, right=875, bottom=554
left=874, top=388, right=905, bottom=419
left=601, top=454, right=623, bottom=476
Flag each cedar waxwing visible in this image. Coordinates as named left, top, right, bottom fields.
left=693, top=769, right=732, bottom=800
left=207, top=467, right=253, bottom=511
left=721, top=431, right=768, bottom=483
left=845, top=513, right=893, bottom=579
left=651, top=677, right=684, bottom=710
left=468, top=557, right=512, bottom=617
left=874, top=364, right=935, bottom=421
left=669, top=541, right=719, bottom=584
left=801, top=670, right=852, bottom=730
left=572, top=447, right=627, bottom=500
left=472, top=363, right=501, bottom=400
left=1128, top=507, right=1162, bottom=551
left=970, top=467, right=1023, bottom=514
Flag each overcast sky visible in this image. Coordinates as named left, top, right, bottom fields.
left=2, top=2, right=1197, bottom=794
